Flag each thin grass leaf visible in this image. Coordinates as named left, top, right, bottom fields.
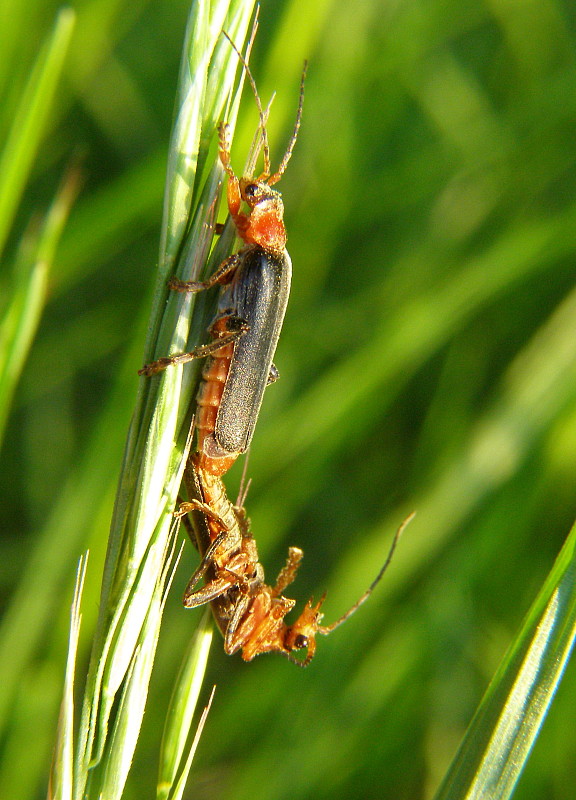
left=157, top=608, right=213, bottom=800
left=96, top=534, right=181, bottom=800
left=0, top=7, right=75, bottom=259
left=146, top=0, right=256, bottom=357
left=0, top=312, right=146, bottom=742
left=75, top=444, right=191, bottom=798
left=434, top=520, right=576, bottom=800
left=165, top=684, right=217, bottom=800
left=0, top=164, right=80, bottom=448
left=49, top=554, right=88, bottom=800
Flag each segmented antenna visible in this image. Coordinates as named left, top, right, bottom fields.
left=221, top=30, right=307, bottom=184
left=222, top=29, right=271, bottom=177
left=267, top=61, right=307, bottom=186
left=318, top=511, right=415, bottom=635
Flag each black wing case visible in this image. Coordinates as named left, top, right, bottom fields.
left=215, top=246, right=292, bottom=454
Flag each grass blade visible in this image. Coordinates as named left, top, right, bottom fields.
left=157, top=609, right=213, bottom=800
left=0, top=165, right=80, bottom=448
left=434, top=521, right=576, bottom=800
left=0, top=7, right=75, bottom=259
left=49, top=554, right=88, bottom=800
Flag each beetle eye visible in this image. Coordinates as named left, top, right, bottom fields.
left=293, top=634, right=308, bottom=649
left=244, top=183, right=259, bottom=198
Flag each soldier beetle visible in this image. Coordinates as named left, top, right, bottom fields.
left=179, top=457, right=411, bottom=665
left=140, top=36, right=306, bottom=476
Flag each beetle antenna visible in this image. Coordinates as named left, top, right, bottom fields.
left=267, top=60, right=308, bottom=186
left=244, top=95, right=274, bottom=178
left=222, top=29, right=271, bottom=178
left=318, top=511, right=415, bottom=634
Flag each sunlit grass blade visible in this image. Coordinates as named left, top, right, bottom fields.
left=94, top=535, right=181, bottom=800
left=157, top=609, right=213, bottom=800
left=49, top=554, right=88, bottom=800
left=434, top=520, right=576, bottom=800
left=0, top=316, right=146, bottom=744
left=165, top=685, right=216, bottom=800
left=74, top=445, right=191, bottom=798
left=0, top=164, right=80, bottom=448
left=65, top=2, right=256, bottom=797
left=0, top=7, right=75, bottom=259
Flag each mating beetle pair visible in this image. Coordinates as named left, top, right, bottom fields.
left=140, top=37, right=404, bottom=663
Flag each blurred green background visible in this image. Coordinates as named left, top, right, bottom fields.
left=2, top=0, right=576, bottom=798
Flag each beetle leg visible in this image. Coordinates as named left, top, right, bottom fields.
left=184, top=550, right=254, bottom=609
left=175, top=498, right=231, bottom=529
left=272, top=547, right=304, bottom=597
left=183, top=574, right=239, bottom=607
left=138, top=320, right=248, bottom=377
left=222, top=594, right=253, bottom=655
left=206, top=313, right=248, bottom=338
left=168, top=253, right=241, bottom=293
left=182, top=528, right=233, bottom=595
left=177, top=498, right=199, bottom=552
